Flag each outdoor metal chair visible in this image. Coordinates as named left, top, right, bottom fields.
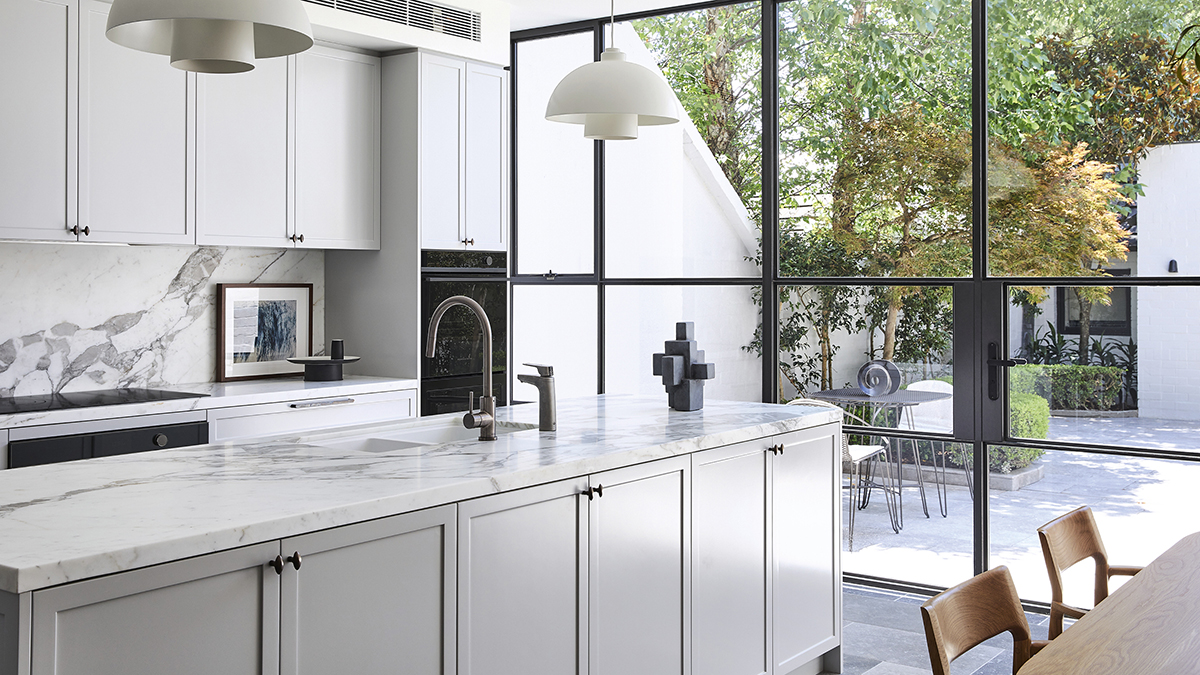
left=901, top=379, right=973, bottom=517
left=788, top=398, right=898, bottom=551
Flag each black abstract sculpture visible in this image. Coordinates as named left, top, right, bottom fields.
left=652, top=322, right=716, bottom=411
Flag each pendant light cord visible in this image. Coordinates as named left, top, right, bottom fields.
left=610, top=0, right=615, bottom=49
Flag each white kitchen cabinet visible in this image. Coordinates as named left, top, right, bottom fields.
left=419, top=54, right=467, bottom=251
left=589, top=456, right=690, bottom=675
left=281, top=505, right=455, bottom=675
left=463, top=62, right=508, bottom=251
left=294, top=46, right=380, bottom=250
left=412, top=52, right=508, bottom=252
left=771, top=427, right=841, bottom=674
left=692, top=425, right=842, bottom=675
left=196, top=59, right=291, bottom=248
left=693, top=442, right=769, bottom=675
left=207, top=389, right=417, bottom=443
left=458, top=477, right=589, bottom=675
left=30, top=541, right=280, bottom=675
left=78, top=0, right=193, bottom=246
left=0, top=0, right=77, bottom=243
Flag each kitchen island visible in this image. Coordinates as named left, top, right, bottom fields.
left=0, top=395, right=842, bottom=675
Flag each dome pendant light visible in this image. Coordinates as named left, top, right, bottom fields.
left=544, top=0, right=679, bottom=140
left=106, top=0, right=314, bottom=74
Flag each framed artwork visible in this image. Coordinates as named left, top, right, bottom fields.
left=217, top=283, right=313, bottom=382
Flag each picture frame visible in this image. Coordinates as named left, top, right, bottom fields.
left=216, top=283, right=314, bottom=382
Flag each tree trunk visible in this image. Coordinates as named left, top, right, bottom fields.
left=1074, top=289, right=1092, bottom=365
left=701, top=8, right=743, bottom=198
left=820, top=320, right=832, bottom=390
left=883, top=300, right=900, bottom=361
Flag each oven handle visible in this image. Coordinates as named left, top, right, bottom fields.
left=289, top=398, right=356, bottom=410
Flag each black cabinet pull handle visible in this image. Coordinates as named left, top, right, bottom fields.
left=582, top=485, right=604, bottom=500
left=269, top=555, right=284, bottom=575
left=291, top=234, right=305, bottom=243
left=287, top=552, right=302, bottom=570
left=82, top=226, right=90, bottom=236
left=767, top=444, right=784, bottom=455
left=152, top=433, right=169, bottom=447
left=68, top=225, right=79, bottom=236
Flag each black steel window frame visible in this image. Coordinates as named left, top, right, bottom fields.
left=509, top=0, right=1200, bottom=598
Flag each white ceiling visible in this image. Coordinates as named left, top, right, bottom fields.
left=507, top=0, right=693, bottom=32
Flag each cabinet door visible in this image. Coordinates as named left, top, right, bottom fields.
left=79, top=0, right=193, bottom=245
left=458, top=477, right=588, bottom=675
left=419, top=54, right=467, bottom=251
left=0, top=0, right=77, bottom=242
left=771, top=426, right=841, bottom=674
left=693, top=442, right=768, bottom=675
left=31, top=541, right=281, bottom=675
left=590, top=456, right=690, bottom=675
left=463, top=63, right=508, bottom=252
left=281, top=505, right=455, bottom=675
left=295, top=46, right=380, bottom=250
left=196, top=58, right=290, bottom=248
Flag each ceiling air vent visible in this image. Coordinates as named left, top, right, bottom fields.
left=308, top=0, right=482, bottom=42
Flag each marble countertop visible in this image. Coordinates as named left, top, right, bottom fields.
left=0, top=376, right=420, bottom=430
left=0, top=395, right=837, bottom=594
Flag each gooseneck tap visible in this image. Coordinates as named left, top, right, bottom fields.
left=517, top=363, right=556, bottom=432
left=425, top=295, right=496, bottom=441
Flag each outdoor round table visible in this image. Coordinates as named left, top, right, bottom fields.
left=810, top=388, right=954, bottom=530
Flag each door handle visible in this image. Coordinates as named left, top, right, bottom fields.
left=987, top=342, right=1027, bottom=401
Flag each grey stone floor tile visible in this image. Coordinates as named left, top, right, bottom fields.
left=860, top=662, right=933, bottom=675
left=841, top=653, right=885, bottom=675
left=969, top=652, right=1015, bottom=675
left=843, top=591, right=926, bottom=633
left=842, top=621, right=1000, bottom=673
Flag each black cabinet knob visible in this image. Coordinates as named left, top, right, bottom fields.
left=153, top=433, right=169, bottom=447
left=287, top=552, right=302, bottom=570
left=269, top=555, right=284, bottom=575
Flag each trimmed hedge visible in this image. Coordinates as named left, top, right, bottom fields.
left=1010, top=364, right=1123, bottom=411
left=988, top=392, right=1050, bottom=473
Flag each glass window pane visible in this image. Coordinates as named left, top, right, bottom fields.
left=515, top=32, right=595, bottom=275
left=604, top=7, right=762, bottom=279
left=777, top=284, right=954, bottom=436
left=604, top=285, right=761, bottom=401
left=777, top=0, right=972, bottom=278
left=987, top=0, right=1200, bottom=277
left=513, top=285, right=597, bottom=399
left=1007, top=284, right=1200, bottom=453
left=990, top=448, right=1199, bottom=605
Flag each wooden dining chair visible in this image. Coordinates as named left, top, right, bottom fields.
left=921, top=566, right=1049, bottom=675
left=1037, top=505, right=1143, bottom=638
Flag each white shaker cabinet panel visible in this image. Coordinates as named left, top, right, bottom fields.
left=463, top=63, right=508, bottom=252
left=419, top=54, right=467, bottom=251
left=693, top=443, right=769, bottom=675
left=30, top=542, right=280, bottom=675
left=458, top=477, right=588, bottom=675
left=79, top=0, right=193, bottom=245
left=589, top=456, right=690, bottom=675
left=772, top=428, right=841, bottom=674
left=0, top=0, right=77, bottom=242
left=281, top=506, right=455, bottom=675
left=196, top=58, right=290, bottom=248
left=294, top=46, right=380, bottom=250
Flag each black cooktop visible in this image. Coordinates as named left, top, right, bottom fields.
left=0, top=389, right=209, bottom=416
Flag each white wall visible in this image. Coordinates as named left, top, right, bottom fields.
left=0, top=243, right=323, bottom=396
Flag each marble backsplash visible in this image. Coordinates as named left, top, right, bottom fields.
left=0, top=243, right=324, bottom=397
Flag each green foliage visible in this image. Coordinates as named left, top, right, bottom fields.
left=989, top=446, right=1047, bottom=474
left=1010, top=392, right=1051, bottom=438
left=1011, top=362, right=1122, bottom=410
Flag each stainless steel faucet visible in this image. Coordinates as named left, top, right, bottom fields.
left=425, top=295, right=496, bottom=441
left=517, top=363, right=556, bottom=432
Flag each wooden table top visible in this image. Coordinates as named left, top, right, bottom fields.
left=1018, top=531, right=1200, bottom=674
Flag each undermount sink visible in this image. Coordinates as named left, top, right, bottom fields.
left=322, top=420, right=539, bottom=454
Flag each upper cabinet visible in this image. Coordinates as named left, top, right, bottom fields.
left=80, top=0, right=193, bottom=246
left=294, top=47, right=381, bottom=251
left=414, top=53, right=508, bottom=252
left=0, top=0, right=77, bottom=243
left=196, top=59, right=291, bottom=248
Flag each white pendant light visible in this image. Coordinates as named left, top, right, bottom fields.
left=544, top=0, right=679, bottom=140
left=106, top=0, right=314, bottom=74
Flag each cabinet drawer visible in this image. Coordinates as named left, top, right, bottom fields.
left=209, top=389, right=417, bottom=443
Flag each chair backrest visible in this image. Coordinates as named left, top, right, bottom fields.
left=903, top=380, right=953, bottom=433
left=1037, top=505, right=1112, bottom=607
left=921, top=566, right=1034, bottom=675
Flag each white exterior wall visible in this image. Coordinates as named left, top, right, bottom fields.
left=1136, top=144, right=1200, bottom=420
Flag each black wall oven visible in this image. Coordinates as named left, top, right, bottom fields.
left=420, top=251, right=508, bottom=416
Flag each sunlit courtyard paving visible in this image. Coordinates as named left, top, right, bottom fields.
left=842, top=416, right=1200, bottom=607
